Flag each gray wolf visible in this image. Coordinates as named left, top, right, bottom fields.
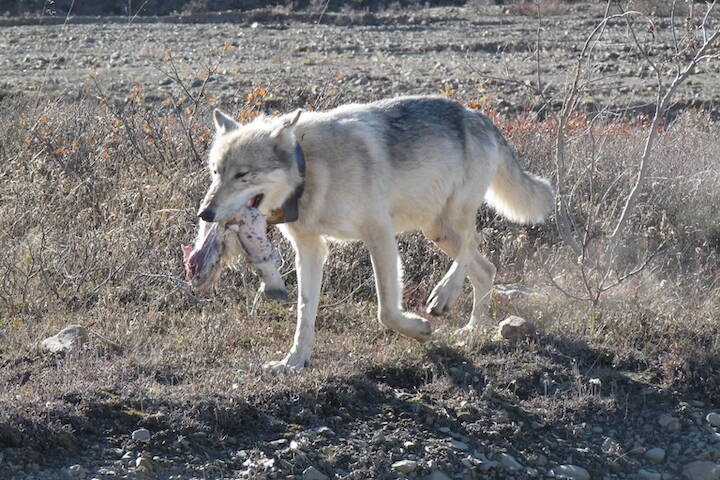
left=196, top=95, right=554, bottom=372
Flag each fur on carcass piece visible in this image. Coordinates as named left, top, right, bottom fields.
left=182, top=207, right=287, bottom=300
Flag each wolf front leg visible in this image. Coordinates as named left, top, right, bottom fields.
left=263, top=234, right=327, bottom=373
left=364, top=221, right=432, bottom=342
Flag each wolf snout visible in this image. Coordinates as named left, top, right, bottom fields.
left=198, top=208, right=216, bottom=222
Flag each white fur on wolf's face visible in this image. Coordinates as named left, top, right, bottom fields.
left=198, top=110, right=300, bottom=223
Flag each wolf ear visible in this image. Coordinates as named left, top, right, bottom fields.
left=271, top=109, right=303, bottom=141
left=283, top=109, right=303, bottom=129
left=213, top=109, right=239, bottom=134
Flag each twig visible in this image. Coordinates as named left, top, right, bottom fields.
left=671, top=0, right=679, bottom=55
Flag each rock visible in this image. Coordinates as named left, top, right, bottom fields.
left=392, top=460, right=418, bottom=474
left=303, top=466, right=329, bottom=480
left=494, top=283, right=537, bottom=297
left=68, top=465, right=87, bottom=478
left=41, top=325, right=87, bottom=354
left=131, top=428, right=151, bottom=442
left=658, top=414, right=681, bottom=432
left=499, top=453, right=523, bottom=471
left=549, top=464, right=591, bottom=480
left=682, top=461, right=720, bottom=480
left=497, top=316, right=538, bottom=341
left=638, top=470, right=662, bottom=480
left=645, top=448, right=666, bottom=464
left=428, top=472, right=452, bottom=480
left=450, top=439, right=469, bottom=451
left=707, top=413, right=720, bottom=428
left=602, top=437, right=621, bottom=454
left=269, top=439, right=288, bottom=448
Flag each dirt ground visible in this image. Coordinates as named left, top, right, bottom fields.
left=2, top=3, right=720, bottom=480
left=1, top=4, right=720, bottom=115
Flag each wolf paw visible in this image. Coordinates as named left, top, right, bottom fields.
left=425, top=277, right=463, bottom=316
left=410, top=315, right=433, bottom=342
left=383, top=312, right=432, bottom=343
left=262, top=287, right=289, bottom=301
left=262, top=355, right=308, bottom=374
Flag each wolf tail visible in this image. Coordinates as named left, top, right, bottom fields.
left=485, top=143, right=555, bottom=224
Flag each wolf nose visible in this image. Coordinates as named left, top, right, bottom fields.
left=198, top=208, right=215, bottom=222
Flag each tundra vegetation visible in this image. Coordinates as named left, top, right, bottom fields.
left=1, top=1, right=719, bottom=479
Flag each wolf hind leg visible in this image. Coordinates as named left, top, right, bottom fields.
left=424, top=213, right=496, bottom=333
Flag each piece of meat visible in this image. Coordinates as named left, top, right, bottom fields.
left=181, top=207, right=286, bottom=298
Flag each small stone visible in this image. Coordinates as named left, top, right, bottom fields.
left=131, top=428, right=151, bottom=442
left=450, top=439, right=469, bottom=451
left=499, top=453, right=523, bottom=471
left=303, top=466, right=329, bottom=480
left=68, top=465, right=87, bottom=478
left=659, top=414, right=681, bottom=432
left=682, top=461, right=720, bottom=480
left=315, top=426, right=334, bottom=435
left=392, top=460, right=418, bottom=474
left=549, top=464, right=591, bottom=480
left=707, top=413, right=720, bottom=428
left=479, top=460, right=499, bottom=471
left=645, top=448, right=666, bottom=464
left=428, top=472, right=452, bottom=480
left=602, top=437, right=621, bottom=454
left=269, top=439, right=288, bottom=448
left=497, top=316, right=538, bottom=341
left=41, top=325, right=87, bottom=354
left=639, top=470, right=662, bottom=480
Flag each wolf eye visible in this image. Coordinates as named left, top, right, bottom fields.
left=235, top=171, right=248, bottom=179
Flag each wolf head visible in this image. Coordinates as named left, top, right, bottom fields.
left=197, top=109, right=303, bottom=223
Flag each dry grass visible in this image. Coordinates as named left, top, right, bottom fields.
left=1, top=85, right=719, bottom=474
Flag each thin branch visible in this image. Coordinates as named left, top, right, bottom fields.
left=600, top=241, right=665, bottom=293
left=536, top=1, right=542, bottom=94
left=554, top=9, right=634, bottom=258
left=701, top=0, right=717, bottom=45
left=542, top=265, right=593, bottom=303
left=671, top=0, right=679, bottom=55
